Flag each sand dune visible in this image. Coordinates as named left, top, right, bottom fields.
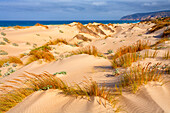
left=0, top=21, right=170, bottom=113
left=7, top=89, right=114, bottom=113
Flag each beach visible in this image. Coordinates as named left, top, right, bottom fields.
left=0, top=20, right=170, bottom=113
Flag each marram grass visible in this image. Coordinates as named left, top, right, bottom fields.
left=116, top=62, right=164, bottom=93
left=0, top=72, right=118, bottom=112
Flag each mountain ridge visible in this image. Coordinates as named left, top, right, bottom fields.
left=120, top=10, right=170, bottom=20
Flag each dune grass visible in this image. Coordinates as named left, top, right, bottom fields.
left=26, top=45, right=54, bottom=65
left=111, top=40, right=150, bottom=68
left=45, top=38, right=79, bottom=47
left=113, top=40, right=150, bottom=59
left=112, top=52, right=141, bottom=68
left=0, top=72, right=117, bottom=112
left=163, top=50, right=170, bottom=60
left=0, top=88, right=34, bottom=112
left=71, top=46, right=104, bottom=57
left=0, top=56, right=23, bottom=67
left=45, top=38, right=68, bottom=46
left=117, top=62, right=164, bottom=93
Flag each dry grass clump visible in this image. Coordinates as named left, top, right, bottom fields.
left=112, top=52, right=141, bottom=68
left=0, top=88, right=34, bottom=112
left=26, top=45, right=54, bottom=65
left=0, top=56, right=23, bottom=67
left=71, top=46, right=103, bottom=57
left=29, top=50, right=54, bottom=62
left=45, top=38, right=79, bottom=47
left=25, top=55, right=39, bottom=65
left=45, top=38, right=69, bottom=46
left=114, top=40, right=150, bottom=59
left=117, top=62, right=163, bottom=93
left=34, top=23, right=48, bottom=29
left=0, top=72, right=117, bottom=112
left=163, top=50, right=170, bottom=60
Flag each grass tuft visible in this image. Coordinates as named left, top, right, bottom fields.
left=113, top=40, right=150, bottom=59
left=25, top=45, right=54, bottom=65
left=117, top=62, right=164, bottom=93
left=45, top=38, right=68, bottom=46
left=71, top=46, right=104, bottom=57
left=0, top=56, right=23, bottom=67
left=112, top=52, right=141, bottom=68
left=0, top=72, right=117, bottom=112
left=163, top=50, right=170, bottom=60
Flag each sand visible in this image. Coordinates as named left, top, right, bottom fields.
left=0, top=21, right=169, bottom=113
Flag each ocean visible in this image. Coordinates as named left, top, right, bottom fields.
left=0, top=20, right=140, bottom=27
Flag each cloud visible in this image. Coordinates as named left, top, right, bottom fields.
left=0, top=0, right=169, bottom=20
left=143, top=2, right=157, bottom=6
left=92, top=1, right=107, bottom=6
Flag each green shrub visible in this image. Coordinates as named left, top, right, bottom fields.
left=0, top=42, right=6, bottom=45
left=0, top=50, right=8, bottom=55
left=12, top=43, right=19, bottom=46
left=26, top=42, right=31, bottom=45
left=59, top=30, right=64, bottom=33
left=3, top=38, right=10, bottom=43
left=1, top=32, right=6, bottom=36
left=108, top=50, right=113, bottom=54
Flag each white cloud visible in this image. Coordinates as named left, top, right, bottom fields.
left=143, top=2, right=157, bottom=6
left=92, top=1, right=107, bottom=6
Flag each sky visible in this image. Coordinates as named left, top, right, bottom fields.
left=0, top=0, right=170, bottom=20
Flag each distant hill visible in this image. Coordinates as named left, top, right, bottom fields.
left=120, top=10, right=170, bottom=20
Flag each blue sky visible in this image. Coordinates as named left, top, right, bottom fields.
left=0, top=0, right=170, bottom=20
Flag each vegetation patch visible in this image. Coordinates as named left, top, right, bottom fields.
left=12, top=43, right=19, bottom=46
left=0, top=56, right=23, bottom=67
left=113, top=40, right=150, bottom=59
left=0, top=72, right=118, bottom=112
left=71, top=46, right=104, bottom=57
left=45, top=38, right=69, bottom=46
left=1, top=32, right=6, bottom=36
left=0, top=50, right=8, bottom=55
left=116, top=63, right=165, bottom=93
left=3, top=38, right=10, bottom=43
left=112, top=52, right=141, bottom=68
left=0, top=42, right=6, bottom=45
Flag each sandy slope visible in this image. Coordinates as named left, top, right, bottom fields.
left=0, top=22, right=170, bottom=113
left=120, top=82, right=170, bottom=113
left=7, top=89, right=114, bottom=113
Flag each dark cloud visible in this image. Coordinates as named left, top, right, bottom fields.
left=0, top=0, right=170, bottom=20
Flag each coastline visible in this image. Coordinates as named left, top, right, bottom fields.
left=0, top=20, right=140, bottom=27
